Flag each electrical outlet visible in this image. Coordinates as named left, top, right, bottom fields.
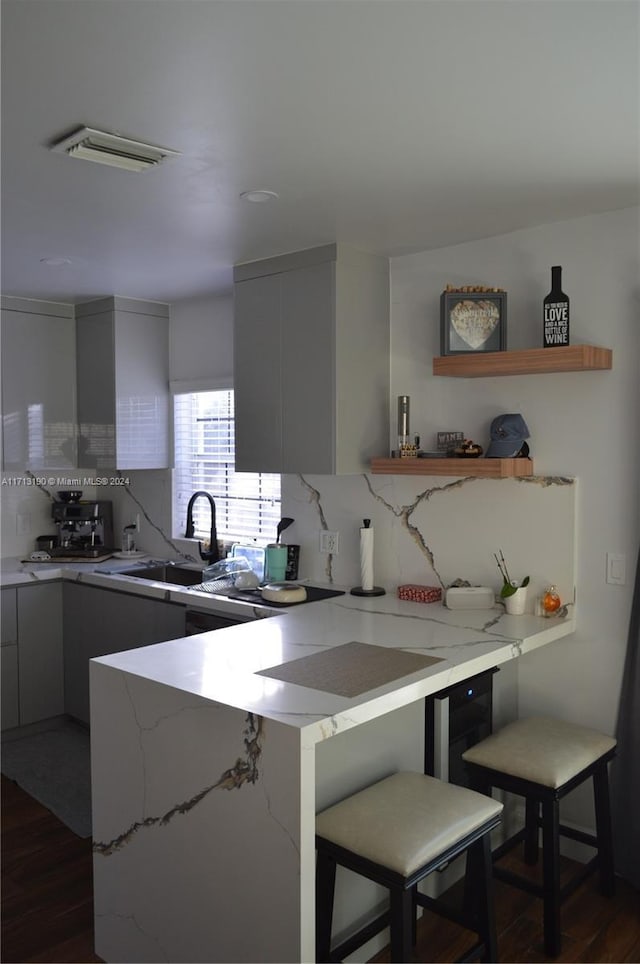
left=319, top=530, right=339, bottom=554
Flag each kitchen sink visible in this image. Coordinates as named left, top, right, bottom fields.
left=121, top=564, right=205, bottom=587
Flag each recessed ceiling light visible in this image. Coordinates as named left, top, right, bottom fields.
left=239, top=189, right=279, bottom=203
left=50, top=126, right=180, bottom=173
left=40, top=256, right=72, bottom=266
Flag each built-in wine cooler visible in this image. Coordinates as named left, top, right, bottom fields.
left=424, top=668, right=498, bottom=787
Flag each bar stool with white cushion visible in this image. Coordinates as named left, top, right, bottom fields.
left=315, top=771, right=503, bottom=963
left=462, top=716, right=616, bottom=957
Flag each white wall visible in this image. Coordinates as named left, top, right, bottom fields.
left=388, top=206, right=640, bottom=743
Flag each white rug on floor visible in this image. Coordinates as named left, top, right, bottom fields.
left=1, top=719, right=91, bottom=838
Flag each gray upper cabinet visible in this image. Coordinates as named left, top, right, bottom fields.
left=1, top=297, right=76, bottom=470
left=75, top=297, right=170, bottom=470
left=233, top=244, right=390, bottom=475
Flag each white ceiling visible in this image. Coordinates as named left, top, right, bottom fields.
left=2, top=0, right=638, bottom=306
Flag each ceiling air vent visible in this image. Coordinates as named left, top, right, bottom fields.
left=50, top=126, right=180, bottom=173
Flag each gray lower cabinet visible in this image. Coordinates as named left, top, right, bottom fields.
left=63, top=583, right=186, bottom=725
left=1, top=583, right=64, bottom=729
left=1, top=588, right=19, bottom=729
left=1, top=645, right=19, bottom=729
left=17, top=583, right=64, bottom=725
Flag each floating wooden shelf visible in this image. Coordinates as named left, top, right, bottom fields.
left=370, top=457, right=534, bottom=478
left=433, top=344, right=612, bottom=378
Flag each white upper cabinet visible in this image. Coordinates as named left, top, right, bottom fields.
left=233, top=244, right=389, bottom=475
left=75, top=297, right=170, bottom=470
left=1, top=297, right=77, bottom=470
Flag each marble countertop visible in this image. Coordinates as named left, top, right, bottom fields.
left=2, top=555, right=575, bottom=745
left=0, top=555, right=279, bottom=620
left=99, top=597, right=573, bottom=746
left=1, top=554, right=163, bottom=587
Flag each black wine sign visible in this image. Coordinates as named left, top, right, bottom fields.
left=543, top=265, right=570, bottom=347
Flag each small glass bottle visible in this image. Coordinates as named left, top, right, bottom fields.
left=543, top=266, right=570, bottom=348
left=542, top=585, right=561, bottom=614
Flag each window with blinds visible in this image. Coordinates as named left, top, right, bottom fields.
left=173, top=390, right=281, bottom=545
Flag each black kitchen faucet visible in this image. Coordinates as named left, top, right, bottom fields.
left=185, top=491, right=220, bottom=564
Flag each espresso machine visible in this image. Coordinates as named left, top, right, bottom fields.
left=51, top=500, right=114, bottom=557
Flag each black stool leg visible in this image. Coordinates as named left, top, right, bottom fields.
left=524, top=796, right=539, bottom=864
left=541, top=796, right=561, bottom=957
left=466, top=833, right=499, bottom=963
left=389, top=887, right=413, bottom=963
left=593, top=762, right=615, bottom=897
left=316, top=850, right=336, bottom=963
left=411, top=883, right=418, bottom=948
left=467, top=768, right=492, bottom=799
left=462, top=849, right=474, bottom=920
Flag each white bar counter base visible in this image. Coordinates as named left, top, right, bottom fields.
left=90, top=590, right=574, bottom=964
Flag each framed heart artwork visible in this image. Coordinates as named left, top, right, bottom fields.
left=440, top=291, right=507, bottom=355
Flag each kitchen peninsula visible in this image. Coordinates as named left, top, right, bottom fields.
left=90, top=589, right=574, bottom=964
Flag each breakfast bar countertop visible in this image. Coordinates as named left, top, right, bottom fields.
left=2, top=551, right=575, bottom=745
left=92, top=588, right=575, bottom=746
left=2, top=555, right=575, bottom=740
left=90, top=585, right=575, bottom=964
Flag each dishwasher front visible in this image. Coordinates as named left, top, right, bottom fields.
left=185, top=607, right=251, bottom=634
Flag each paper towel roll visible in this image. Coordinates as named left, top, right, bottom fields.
left=360, top=525, right=374, bottom=592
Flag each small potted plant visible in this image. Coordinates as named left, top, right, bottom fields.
left=494, top=551, right=529, bottom=614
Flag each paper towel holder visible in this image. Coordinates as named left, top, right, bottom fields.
left=351, top=518, right=386, bottom=597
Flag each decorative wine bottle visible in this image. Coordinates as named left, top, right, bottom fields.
left=543, top=266, right=570, bottom=347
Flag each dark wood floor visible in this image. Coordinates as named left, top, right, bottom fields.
left=1, top=775, right=100, bottom=964
left=371, top=851, right=640, bottom=964
left=2, top=773, right=639, bottom=963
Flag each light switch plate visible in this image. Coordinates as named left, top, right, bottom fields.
left=606, top=552, right=626, bottom=585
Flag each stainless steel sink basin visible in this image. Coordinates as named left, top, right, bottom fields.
left=121, top=565, right=205, bottom=587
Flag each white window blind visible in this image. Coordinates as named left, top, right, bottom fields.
left=173, top=390, right=281, bottom=545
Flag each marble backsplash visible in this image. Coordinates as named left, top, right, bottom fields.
left=1, top=467, right=576, bottom=615
left=0, top=469, right=180, bottom=562
left=280, top=472, right=576, bottom=614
